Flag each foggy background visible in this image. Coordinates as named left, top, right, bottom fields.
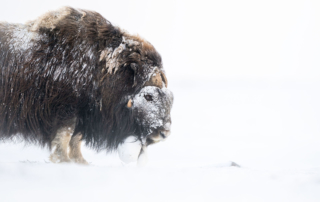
left=0, top=0, right=320, bottom=201
left=1, top=0, right=320, bottom=81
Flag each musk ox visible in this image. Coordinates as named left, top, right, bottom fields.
left=0, top=7, right=173, bottom=165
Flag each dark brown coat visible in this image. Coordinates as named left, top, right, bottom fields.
left=0, top=7, right=173, bottom=152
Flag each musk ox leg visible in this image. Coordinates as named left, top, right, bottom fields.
left=49, top=126, right=73, bottom=163
left=69, top=133, right=88, bottom=165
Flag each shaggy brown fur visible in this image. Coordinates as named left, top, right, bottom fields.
left=0, top=7, right=173, bottom=163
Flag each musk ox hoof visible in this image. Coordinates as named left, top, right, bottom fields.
left=49, top=154, right=71, bottom=163
left=71, top=157, right=89, bottom=165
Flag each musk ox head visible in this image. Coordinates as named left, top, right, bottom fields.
left=91, top=22, right=174, bottom=162
left=96, top=32, right=174, bottom=145
left=114, top=57, right=174, bottom=165
left=118, top=84, right=173, bottom=165
left=131, top=85, right=173, bottom=144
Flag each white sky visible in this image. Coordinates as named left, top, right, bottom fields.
left=0, top=0, right=319, bottom=81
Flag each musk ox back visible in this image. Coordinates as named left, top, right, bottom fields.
left=0, top=7, right=173, bottom=165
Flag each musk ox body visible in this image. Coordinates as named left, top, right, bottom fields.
left=0, top=7, right=173, bottom=164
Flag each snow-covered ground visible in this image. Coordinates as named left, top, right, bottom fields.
left=1, top=79, right=320, bottom=202
left=1, top=0, right=320, bottom=201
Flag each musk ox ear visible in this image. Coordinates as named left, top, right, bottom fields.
left=130, top=63, right=138, bottom=87
left=127, top=99, right=132, bottom=108
left=130, top=63, right=137, bottom=71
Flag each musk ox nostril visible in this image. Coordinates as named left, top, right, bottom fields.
left=160, top=131, right=166, bottom=138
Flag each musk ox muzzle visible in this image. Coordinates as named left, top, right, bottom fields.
left=132, top=86, right=173, bottom=141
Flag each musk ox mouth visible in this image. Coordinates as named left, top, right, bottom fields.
left=145, top=125, right=171, bottom=146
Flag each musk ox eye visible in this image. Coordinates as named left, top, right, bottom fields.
left=144, top=94, right=153, bottom=101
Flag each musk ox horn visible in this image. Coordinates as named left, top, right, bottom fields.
left=127, top=99, right=133, bottom=108
left=144, top=70, right=168, bottom=89
left=130, top=63, right=138, bottom=87
left=160, top=71, right=168, bottom=88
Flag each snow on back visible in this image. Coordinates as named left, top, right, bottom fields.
left=10, top=24, right=35, bottom=51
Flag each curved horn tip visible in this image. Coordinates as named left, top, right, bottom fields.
left=160, top=71, right=168, bottom=88
left=127, top=99, right=132, bottom=108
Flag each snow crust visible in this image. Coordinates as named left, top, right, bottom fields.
left=117, top=136, right=142, bottom=164
left=117, top=136, right=149, bottom=166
